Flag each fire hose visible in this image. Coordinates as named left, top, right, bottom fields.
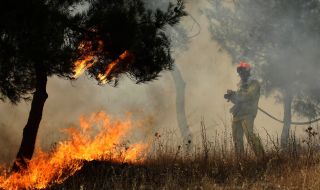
left=258, top=107, right=320, bottom=125
left=225, top=92, right=320, bottom=125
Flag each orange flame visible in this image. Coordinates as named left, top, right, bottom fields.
left=73, top=40, right=101, bottom=78
left=97, top=50, right=131, bottom=84
left=73, top=56, right=96, bottom=78
left=0, top=112, right=148, bottom=190
left=73, top=40, right=132, bottom=84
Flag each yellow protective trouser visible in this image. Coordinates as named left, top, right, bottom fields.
left=232, top=116, right=265, bottom=158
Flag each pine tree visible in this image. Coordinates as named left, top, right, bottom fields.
left=0, top=0, right=186, bottom=171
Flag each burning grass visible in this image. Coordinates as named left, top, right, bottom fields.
left=49, top=123, right=320, bottom=189
left=0, top=112, right=148, bottom=190
left=2, top=115, right=320, bottom=189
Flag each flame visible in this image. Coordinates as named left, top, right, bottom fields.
left=73, top=40, right=101, bottom=78
left=73, top=56, right=96, bottom=78
left=73, top=39, right=132, bottom=84
left=97, top=50, right=131, bottom=84
left=0, top=112, right=148, bottom=190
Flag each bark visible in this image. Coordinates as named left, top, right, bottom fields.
left=280, top=91, right=293, bottom=148
left=12, top=63, right=48, bottom=172
left=171, top=66, right=193, bottom=145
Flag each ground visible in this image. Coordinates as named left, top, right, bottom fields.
left=49, top=130, right=320, bottom=190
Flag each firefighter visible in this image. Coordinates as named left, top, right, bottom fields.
left=224, top=62, right=265, bottom=158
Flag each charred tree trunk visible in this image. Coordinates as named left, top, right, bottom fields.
left=280, top=91, right=292, bottom=148
left=12, top=63, right=48, bottom=172
left=171, top=66, right=193, bottom=146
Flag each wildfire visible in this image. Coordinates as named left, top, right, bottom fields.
left=73, top=56, right=96, bottom=78
left=73, top=40, right=101, bottom=78
left=73, top=39, right=132, bottom=83
left=0, top=112, right=148, bottom=190
left=97, top=50, right=131, bottom=84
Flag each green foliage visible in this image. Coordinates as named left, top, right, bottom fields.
left=0, top=0, right=81, bottom=103
left=81, top=0, right=187, bottom=84
left=0, top=0, right=187, bottom=102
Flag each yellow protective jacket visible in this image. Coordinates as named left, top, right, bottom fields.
left=230, top=79, right=260, bottom=119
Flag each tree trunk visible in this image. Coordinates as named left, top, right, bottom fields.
left=171, top=66, right=193, bottom=146
left=280, top=92, right=292, bottom=148
left=12, top=63, right=48, bottom=172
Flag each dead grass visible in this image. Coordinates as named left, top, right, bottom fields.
left=49, top=122, right=320, bottom=190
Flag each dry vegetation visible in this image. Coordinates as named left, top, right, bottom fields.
left=49, top=122, right=320, bottom=190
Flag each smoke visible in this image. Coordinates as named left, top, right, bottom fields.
left=0, top=0, right=293, bottom=163
left=205, top=0, right=320, bottom=141
left=205, top=0, right=320, bottom=99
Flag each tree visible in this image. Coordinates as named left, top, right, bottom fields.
left=0, top=0, right=186, bottom=171
left=169, top=27, right=193, bottom=147
left=171, top=65, right=193, bottom=147
left=0, top=0, right=82, bottom=171
left=75, top=0, right=187, bottom=84
left=205, top=0, right=320, bottom=148
left=82, top=1, right=191, bottom=146
left=145, top=0, right=194, bottom=147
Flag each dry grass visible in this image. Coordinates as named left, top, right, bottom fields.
left=49, top=123, right=320, bottom=190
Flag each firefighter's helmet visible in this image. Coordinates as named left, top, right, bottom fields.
left=237, top=61, right=251, bottom=73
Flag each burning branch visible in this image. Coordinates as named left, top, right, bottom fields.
left=73, top=38, right=133, bottom=84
